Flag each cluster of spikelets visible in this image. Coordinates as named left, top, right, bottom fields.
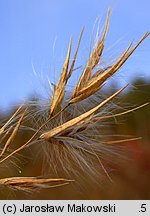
left=0, top=104, right=72, bottom=192
left=0, top=9, right=149, bottom=193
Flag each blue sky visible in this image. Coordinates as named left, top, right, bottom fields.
left=0, top=0, right=150, bottom=111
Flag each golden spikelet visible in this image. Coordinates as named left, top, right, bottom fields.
left=0, top=103, right=25, bottom=136
left=0, top=106, right=72, bottom=192
left=50, top=28, right=84, bottom=116
left=0, top=177, right=71, bottom=192
left=50, top=38, right=72, bottom=116
left=40, top=85, right=127, bottom=141
left=0, top=109, right=26, bottom=158
left=70, top=33, right=150, bottom=104
left=71, top=9, right=110, bottom=98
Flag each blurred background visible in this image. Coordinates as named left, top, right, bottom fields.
left=0, top=0, right=150, bottom=199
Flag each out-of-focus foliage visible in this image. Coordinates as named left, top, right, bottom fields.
left=0, top=78, right=150, bottom=199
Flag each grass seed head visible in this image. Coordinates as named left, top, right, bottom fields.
left=0, top=9, right=149, bottom=189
